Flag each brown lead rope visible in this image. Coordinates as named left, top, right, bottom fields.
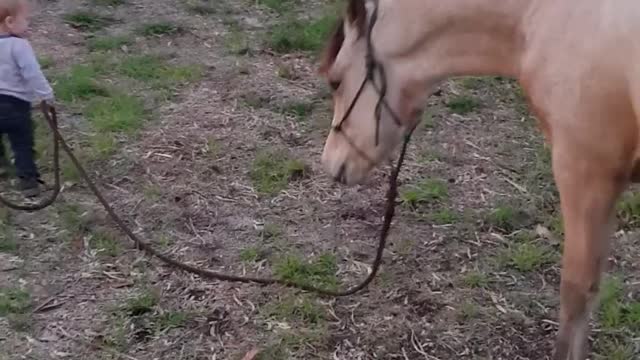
left=0, top=102, right=413, bottom=297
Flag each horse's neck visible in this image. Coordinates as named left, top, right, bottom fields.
left=381, top=0, right=537, bottom=80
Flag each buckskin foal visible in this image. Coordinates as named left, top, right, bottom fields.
left=317, top=0, right=640, bottom=359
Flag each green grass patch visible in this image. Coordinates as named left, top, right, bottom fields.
left=85, top=94, right=145, bottom=133
left=122, top=290, right=158, bottom=316
left=240, top=246, right=261, bottom=263
left=88, top=35, right=132, bottom=52
left=429, top=208, right=459, bottom=225
left=137, top=22, right=183, bottom=37
left=249, top=150, right=308, bottom=196
left=63, top=11, right=115, bottom=32
left=0, top=213, right=17, bottom=253
left=400, top=178, right=449, bottom=208
left=269, top=13, right=337, bottom=53
left=593, top=276, right=640, bottom=358
left=224, top=26, right=250, bottom=55
left=485, top=205, right=531, bottom=233
left=446, top=95, right=482, bottom=115
left=0, top=287, right=31, bottom=316
left=39, top=56, right=54, bottom=70
left=57, top=203, right=89, bottom=238
left=184, top=0, right=223, bottom=15
left=280, top=101, right=314, bottom=121
left=258, top=0, right=297, bottom=13
left=616, top=191, right=640, bottom=229
left=460, top=271, right=490, bottom=288
left=92, top=0, right=126, bottom=5
left=266, top=294, right=325, bottom=325
left=274, top=253, right=338, bottom=290
left=89, top=230, right=121, bottom=257
left=116, top=55, right=202, bottom=88
left=154, top=311, right=189, bottom=331
left=88, top=133, right=118, bottom=160
left=54, top=64, right=109, bottom=103
left=498, top=240, right=556, bottom=273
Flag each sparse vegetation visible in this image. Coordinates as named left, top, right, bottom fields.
left=269, top=13, right=337, bottom=53
left=137, top=22, right=183, bottom=37
left=85, top=94, right=145, bottom=133
left=250, top=150, right=308, bottom=195
left=5, top=0, right=639, bottom=359
left=446, top=94, right=482, bottom=114
left=274, top=253, right=338, bottom=290
left=88, top=35, right=132, bottom=52
left=400, top=178, right=449, bottom=208
left=63, top=11, right=115, bottom=32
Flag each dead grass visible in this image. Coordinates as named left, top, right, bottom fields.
left=2, top=0, right=638, bottom=359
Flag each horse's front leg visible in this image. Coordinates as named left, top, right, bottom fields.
left=550, top=140, right=627, bottom=360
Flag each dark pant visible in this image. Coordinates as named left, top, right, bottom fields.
left=0, top=95, right=39, bottom=179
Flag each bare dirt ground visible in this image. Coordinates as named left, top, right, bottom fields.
left=1, top=0, right=639, bottom=359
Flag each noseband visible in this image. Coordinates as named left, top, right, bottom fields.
left=330, top=0, right=415, bottom=166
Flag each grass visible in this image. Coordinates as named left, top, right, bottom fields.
left=116, top=55, right=202, bottom=88
left=498, top=240, right=556, bottom=273
left=258, top=0, right=297, bottom=13
left=88, top=35, right=132, bottom=52
left=54, top=64, right=109, bottom=103
left=92, top=0, right=126, bottom=5
left=593, top=276, right=640, bottom=358
left=57, top=203, right=89, bottom=239
left=85, top=94, right=145, bottom=133
left=89, top=230, right=121, bottom=257
left=616, top=191, right=640, bottom=229
left=0, top=286, right=32, bottom=332
left=0, top=287, right=31, bottom=317
left=446, top=95, right=482, bottom=115
left=154, top=311, right=189, bottom=331
left=39, top=56, right=54, bottom=70
left=280, top=101, right=314, bottom=121
left=240, top=247, right=261, bottom=263
left=122, top=290, right=158, bottom=316
left=429, top=208, right=459, bottom=224
left=266, top=294, right=325, bottom=325
left=260, top=223, right=284, bottom=240
left=461, top=271, right=490, bottom=288
left=274, top=253, right=338, bottom=290
left=485, top=205, right=530, bottom=233
left=400, top=178, right=449, bottom=208
left=89, top=133, right=118, bottom=160
left=269, top=13, right=337, bottom=53
left=63, top=11, right=115, bottom=32
left=0, top=213, right=17, bottom=253
left=184, top=0, right=222, bottom=15
left=137, top=22, right=183, bottom=37
left=224, top=26, right=250, bottom=55
left=249, top=150, right=308, bottom=196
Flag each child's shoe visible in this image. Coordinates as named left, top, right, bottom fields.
left=18, top=177, right=40, bottom=197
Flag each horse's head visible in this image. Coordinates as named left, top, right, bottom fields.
left=319, top=0, right=430, bottom=185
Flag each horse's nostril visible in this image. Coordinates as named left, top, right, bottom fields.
left=334, top=163, right=347, bottom=184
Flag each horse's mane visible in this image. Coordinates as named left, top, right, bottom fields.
left=318, top=0, right=366, bottom=75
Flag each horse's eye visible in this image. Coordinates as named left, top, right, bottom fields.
left=329, top=81, right=341, bottom=91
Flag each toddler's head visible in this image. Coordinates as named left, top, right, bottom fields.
left=0, top=0, right=31, bottom=37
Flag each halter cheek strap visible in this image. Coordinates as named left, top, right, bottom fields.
left=330, top=0, right=414, bottom=167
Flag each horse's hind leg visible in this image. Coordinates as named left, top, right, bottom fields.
left=550, top=140, right=627, bottom=360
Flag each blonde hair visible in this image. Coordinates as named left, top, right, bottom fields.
left=0, top=0, right=28, bottom=23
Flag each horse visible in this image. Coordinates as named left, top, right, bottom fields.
left=317, top=0, right=640, bottom=359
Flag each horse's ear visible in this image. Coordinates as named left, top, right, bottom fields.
left=347, top=0, right=366, bottom=32
left=318, top=18, right=345, bottom=75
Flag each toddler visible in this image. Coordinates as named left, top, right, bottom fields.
left=0, top=0, right=54, bottom=197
